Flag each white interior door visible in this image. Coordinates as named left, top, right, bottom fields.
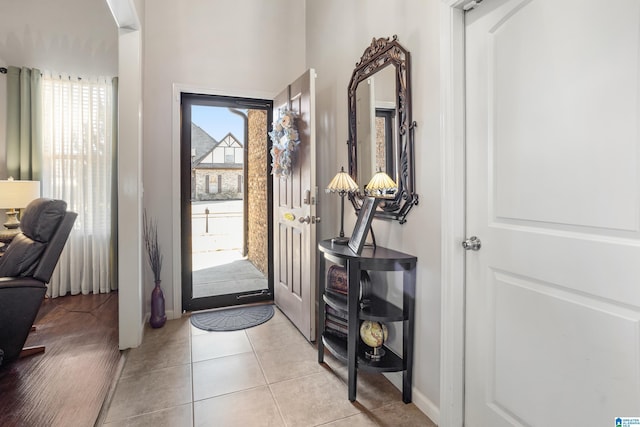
left=464, top=1, right=640, bottom=425
left=273, top=69, right=317, bottom=342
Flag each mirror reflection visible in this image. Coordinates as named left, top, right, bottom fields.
left=355, top=66, right=396, bottom=187
left=348, top=35, right=418, bottom=223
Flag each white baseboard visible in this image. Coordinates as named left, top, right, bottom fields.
left=384, top=371, right=440, bottom=426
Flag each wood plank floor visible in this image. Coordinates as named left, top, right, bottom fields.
left=0, top=292, right=120, bottom=427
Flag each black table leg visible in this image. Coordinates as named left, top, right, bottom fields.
left=347, top=259, right=360, bottom=402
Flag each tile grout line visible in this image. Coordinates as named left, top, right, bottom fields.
left=267, top=382, right=289, bottom=427
left=104, top=322, right=194, bottom=425
left=246, top=327, right=289, bottom=426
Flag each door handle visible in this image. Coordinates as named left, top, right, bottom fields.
left=299, top=216, right=321, bottom=224
left=462, top=236, right=481, bottom=251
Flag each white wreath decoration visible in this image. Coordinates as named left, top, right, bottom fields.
left=269, top=110, right=300, bottom=178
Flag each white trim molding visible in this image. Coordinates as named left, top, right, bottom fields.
left=440, top=1, right=467, bottom=426
left=105, top=0, right=140, bottom=30
left=117, top=15, right=144, bottom=350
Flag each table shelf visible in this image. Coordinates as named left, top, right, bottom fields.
left=322, top=333, right=404, bottom=373
left=317, top=239, right=417, bottom=403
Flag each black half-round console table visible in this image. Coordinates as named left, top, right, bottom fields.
left=317, top=239, right=417, bottom=403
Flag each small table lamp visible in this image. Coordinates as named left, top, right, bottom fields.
left=365, top=169, right=397, bottom=198
left=363, top=169, right=398, bottom=250
left=0, top=177, right=41, bottom=250
left=326, top=167, right=359, bottom=245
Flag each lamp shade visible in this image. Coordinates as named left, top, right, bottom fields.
left=0, top=178, right=41, bottom=209
left=365, top=170, right=397, bottom=197
left=326, top=167, right=359, bottom=194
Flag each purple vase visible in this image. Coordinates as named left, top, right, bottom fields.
left=150, top=280, right=167, bottom=328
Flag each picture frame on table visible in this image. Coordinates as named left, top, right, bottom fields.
left=348, top=196, right=378, bottom=255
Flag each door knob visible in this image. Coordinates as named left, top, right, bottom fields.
left=299, top=216, right=311, bottom=224
left=462, top=236, right=481, bottom=251
left=299, top=216, right=320, bottom=224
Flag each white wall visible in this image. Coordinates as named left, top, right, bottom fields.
left=306, top=0, right=442, bottom=421
left=0, top=0, right=117, bottom=77
left=142, top=0, right=306, bottom=315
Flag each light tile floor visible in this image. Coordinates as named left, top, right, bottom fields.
left=102, top=307, right=436, bottom=427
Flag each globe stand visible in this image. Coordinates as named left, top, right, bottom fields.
left=365, top=346, right=385, bottom=361
left=360, top=320, right=388, bottom=362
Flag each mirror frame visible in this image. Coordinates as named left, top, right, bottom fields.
left=347, top=35, right=418, bottom=224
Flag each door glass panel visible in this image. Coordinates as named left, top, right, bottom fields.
left=181, top=94, right=273, bottom=311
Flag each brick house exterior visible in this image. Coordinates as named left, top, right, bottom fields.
left=191, top=124, right=244, bottom=201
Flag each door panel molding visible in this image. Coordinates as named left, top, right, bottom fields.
left=486, top=270, right=640, bottom=425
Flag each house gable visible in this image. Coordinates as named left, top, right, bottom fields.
left=195, top=131, right=243, bottom=168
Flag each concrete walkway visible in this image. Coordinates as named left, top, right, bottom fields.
left=191, top=200, right=267, bottom=298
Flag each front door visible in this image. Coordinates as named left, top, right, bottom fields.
left=181, top=93, right=273, bottom=312
left=465, top=1, right=640, bottom=425
left=273, top=69, right=317, bottom=342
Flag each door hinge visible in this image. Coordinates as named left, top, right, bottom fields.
left=463, top=0, right=483, bottom=11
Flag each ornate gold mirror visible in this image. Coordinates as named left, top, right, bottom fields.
left=347, top=35, right=418, bottom=223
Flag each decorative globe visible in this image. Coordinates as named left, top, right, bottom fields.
left=359, top=321, right=388, bottom=349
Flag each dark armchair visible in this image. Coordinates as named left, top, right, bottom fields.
left=0, top=198, right=77, bottom=365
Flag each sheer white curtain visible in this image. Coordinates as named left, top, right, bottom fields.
left=41, top=72, right=115, bottom=297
